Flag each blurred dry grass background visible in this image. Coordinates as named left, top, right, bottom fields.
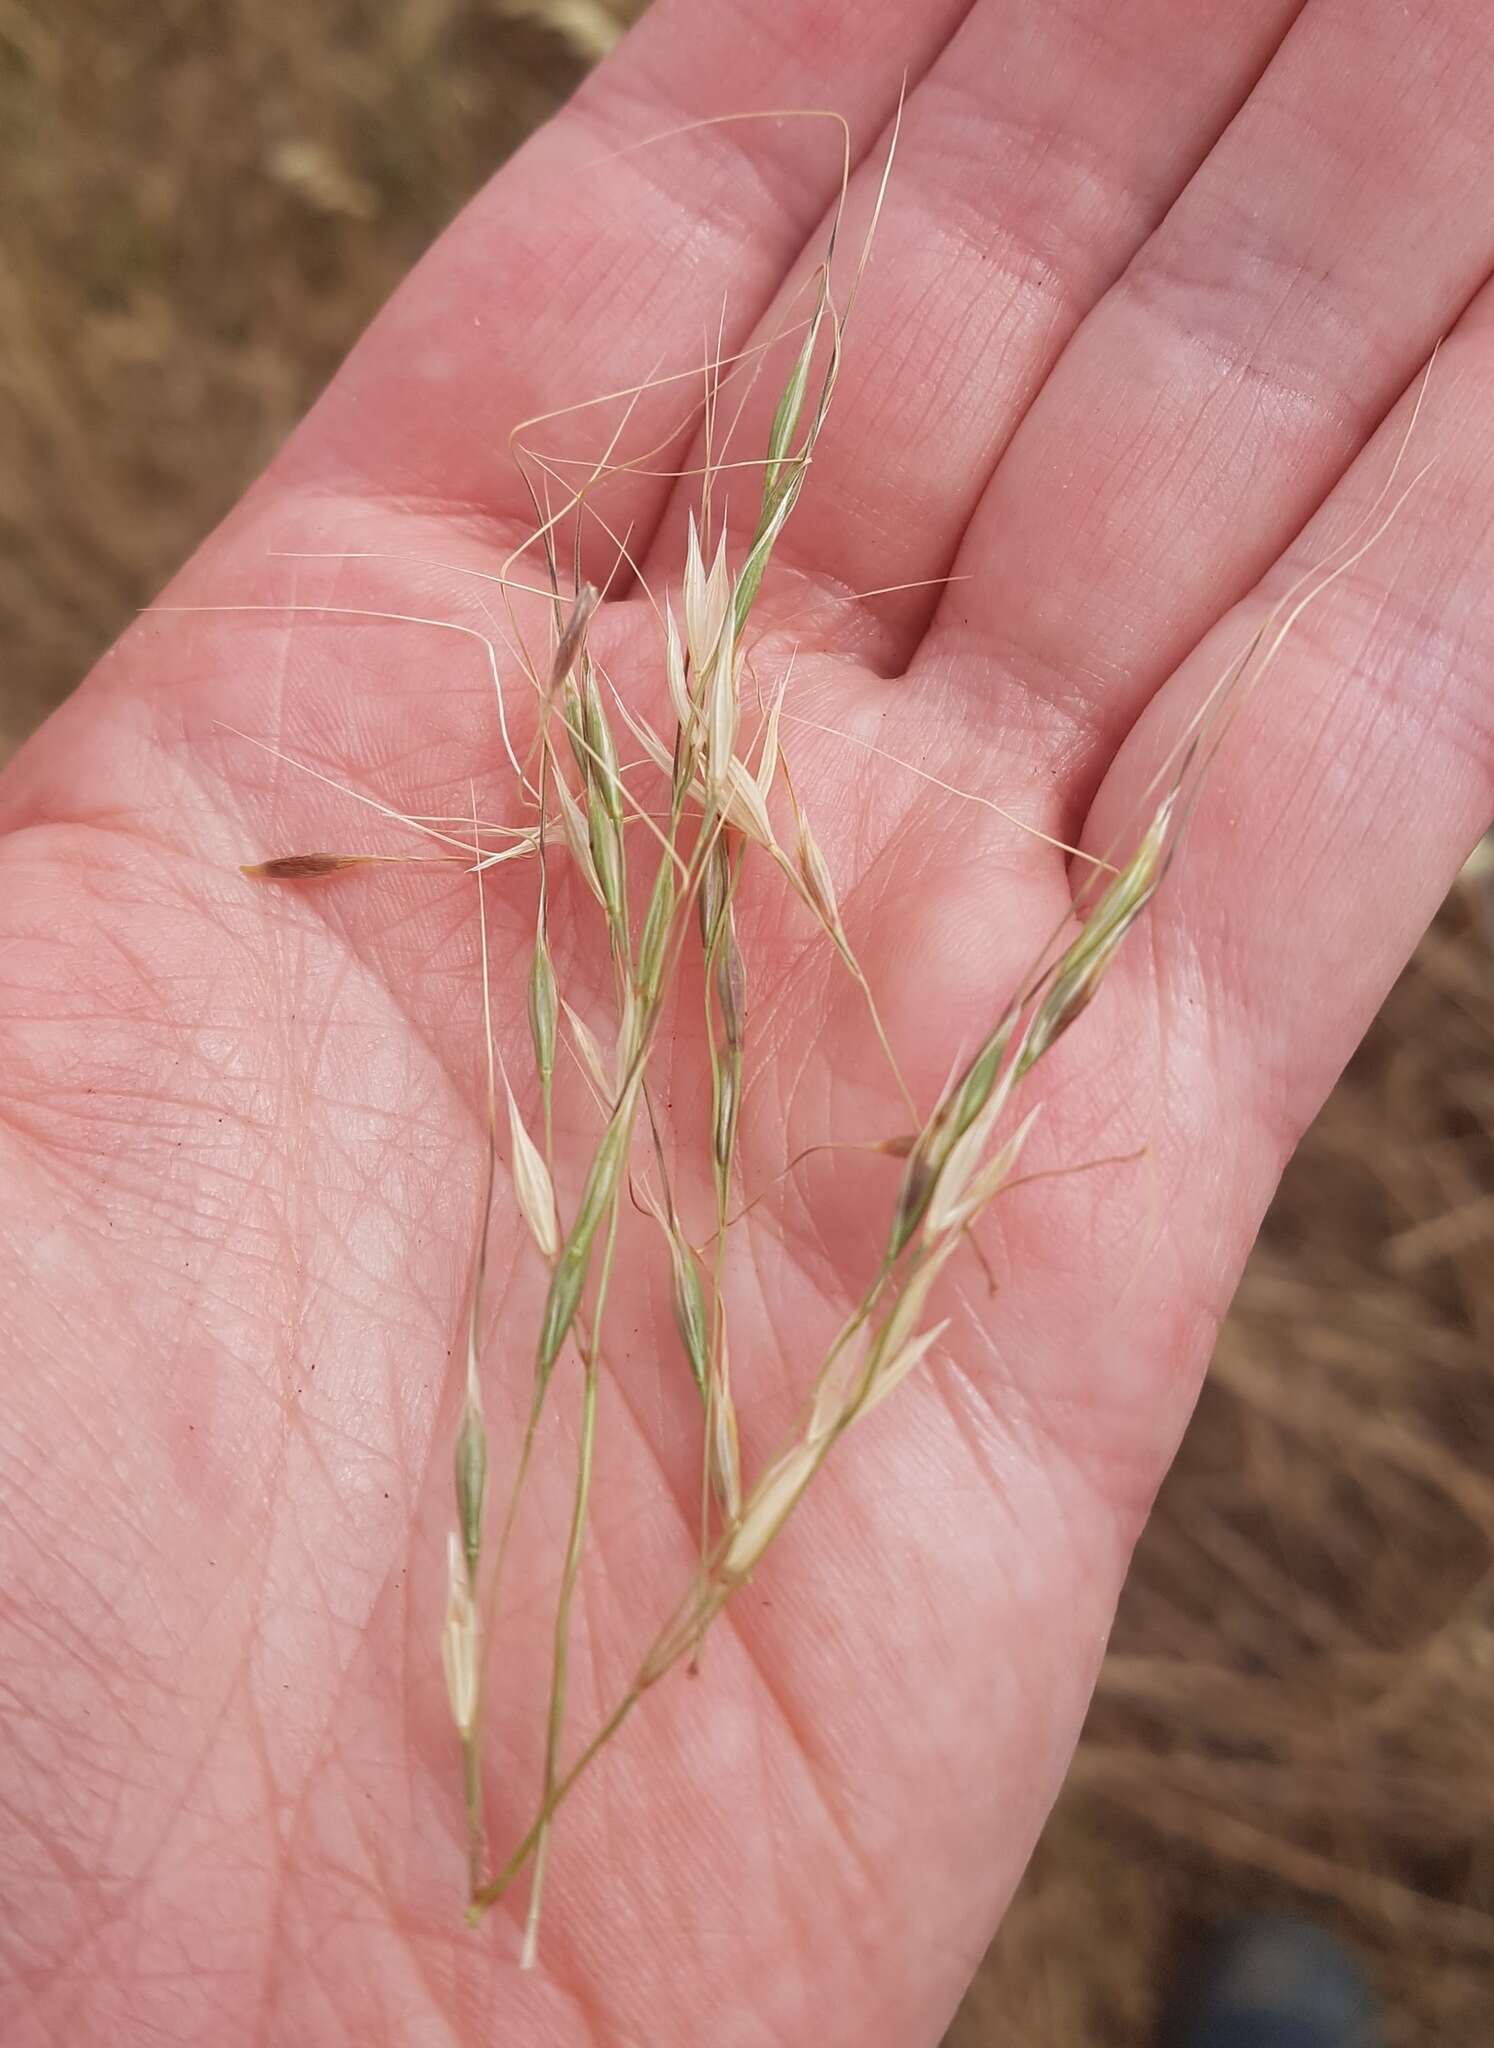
left=3, top=5, right=1491, bottom=2040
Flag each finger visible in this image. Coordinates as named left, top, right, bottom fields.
left=1092, top=292, right=1494, bottom=1176
left=269, top=0, right=971, bottom=571
left=644, top=0, right=1304, bottom=656
left=657, top=295, right=1492, bottom=2044
left=922, top=0, right=1494, bottom=825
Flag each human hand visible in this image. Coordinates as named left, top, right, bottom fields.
left=3, top=2, right=1492, bottom=2043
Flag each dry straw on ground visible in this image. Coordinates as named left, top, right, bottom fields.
left=5, top=5, right=1492, bottom=2040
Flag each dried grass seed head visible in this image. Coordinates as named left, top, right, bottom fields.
left=704, top=604, right=740, bottom=794
left=709, top=1344, right=743, bottom=1523
left=454, top=1402, right=488, bottom=1584
left=718, top=1439, right=820, bottom=1584
left=528, top=928, right=558, bottom=1087
left=929, top=1103, right=1044, bottom=1240
left=683, top=512, right=731, bottom=674
left=794, top=809, right=848, bottom=945
left=441, top=1531, right=480, bottom=1738
left=505, top=1081, right=560, bottom=1259
left=562, top=999, right=613, bottom=1103
left=1020, top=791, right=1177, bottom=1072
left=552, top=768, right=607, bottom=907
left=242, top=852, right=383, bottom=881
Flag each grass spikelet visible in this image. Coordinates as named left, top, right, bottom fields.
left=635, top=855, right=677, bottom=1008
left=562, top=998, right=614, bottom=1104
left=928, top=1103, right=1043, bottom=1241
left=663, top=603, right=691, bottom=731
left=1016, top=794, right=1177, bottom=1076
left=703, top=602, right=739, bottom=794
left=665, top=1216, right=710, bottom=1402
left=792, top=808, right=845, bottom=946
left=454, top=1402, right=489, bottom=1588
left=682, top=513, right=730, bottom=672
left=528, top=912, right=558, bottom=1146
left=535, top=1096, right=633, bottom=1390
left=707, top=1326, right=742, bottom=1523
left=504, top=1080, right=559, bottom=1260
left=718, top=1436, right=819, bottom=1583
left=722, top=754, right=778, bottom=849
left=441, top=1532, right=480, bottom=1739
left=552, top=766, right=607, bottom=907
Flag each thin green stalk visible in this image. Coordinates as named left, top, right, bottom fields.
left=461, top=1728, right=484, bottom=1899
left=477, top=794, right=733, bottom=1911
left=452, top=806, right=500, bottom=1896
left=697, top=831, right=745, bottom=1570
left=529, top=758, right=558, bottom=1167
left=521, top=1174, right=622, bottom=1967
left=469, top=1253, right=901, bottom=1921
left=472, top=1685, right=642, bottom=1919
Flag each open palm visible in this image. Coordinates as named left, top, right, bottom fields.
left=4, top=2, right=1493, bottom=2043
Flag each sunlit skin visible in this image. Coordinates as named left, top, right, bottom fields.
left=4, top=1, right=1494, bottom=2042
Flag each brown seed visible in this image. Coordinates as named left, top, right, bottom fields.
left=241, top=852, right=376, bottom=881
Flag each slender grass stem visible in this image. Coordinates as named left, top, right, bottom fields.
left=521, top=1341, right=601, bottom=1965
